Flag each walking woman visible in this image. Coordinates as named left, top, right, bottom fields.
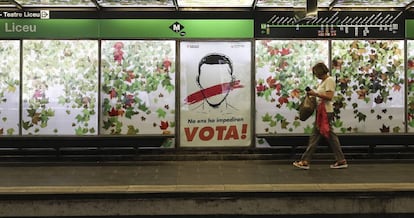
left=293, top=62, right=348, bottom=170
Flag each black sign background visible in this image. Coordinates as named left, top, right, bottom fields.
left=255, top=11, right=405, bottom=39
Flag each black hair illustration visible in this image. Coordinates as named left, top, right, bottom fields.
left=196, top=53, right=236, bottom=109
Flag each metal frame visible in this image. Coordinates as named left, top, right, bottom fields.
left=1, top=0, right=413, bottom=11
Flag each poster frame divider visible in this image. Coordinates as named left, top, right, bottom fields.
left=19, top=39, right=23, bottom=136
left=175, top=39, right=181, bottom=149
left=328, top=38, right=332, bottom=87
left=404, top=39, right=408, bottom=134
left=250, top=39, right=256, bottom=148
left=97, top=39, right=102, bottom=136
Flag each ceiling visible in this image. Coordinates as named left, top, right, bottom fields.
left=0, top=0, right=413, bottom=11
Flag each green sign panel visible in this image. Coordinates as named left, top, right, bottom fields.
left=406, top=20, right=414, bottom=39
left=0, top=19, right=253, bottom=39
left=99, top=19, right=253, bottom=39
left=0, top=19, right=99, bottom=38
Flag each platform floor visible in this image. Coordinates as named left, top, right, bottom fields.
left=0, top=160, right=413, bottom=217
left=0, top=160, right=412, bottom=193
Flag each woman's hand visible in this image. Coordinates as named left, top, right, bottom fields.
left=306, top=89, right=318, bottom=97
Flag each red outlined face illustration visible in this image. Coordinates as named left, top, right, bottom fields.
left=184, top=53, right=244, bottom=109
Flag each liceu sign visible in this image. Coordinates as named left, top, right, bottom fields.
left=0, top=19, right=253, bottom=39
left=0, top=19, right=99, bottom=39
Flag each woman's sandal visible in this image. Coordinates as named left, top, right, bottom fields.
left=293, top=160, right=310, bottom=170
left=330, top=160, right=348, bottom=169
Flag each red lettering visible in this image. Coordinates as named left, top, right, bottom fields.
left=184, top=127, right=198, bottom=141
left=215, top=126, right=226, bottom=140
left=225, top=125, right=239, bottom=140
left=199, top=127, right=214, bottom=141
left=241, top=124, right=247, bottom=139
left=184, top=124, right=249, bottom=142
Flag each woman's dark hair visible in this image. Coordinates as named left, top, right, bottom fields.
left=312, top=62, right=329, bottom=76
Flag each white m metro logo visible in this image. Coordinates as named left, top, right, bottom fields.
left=169, top=22, right=184, bottom=33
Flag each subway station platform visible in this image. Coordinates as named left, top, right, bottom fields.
left=0, top=159, right=413, bottom=217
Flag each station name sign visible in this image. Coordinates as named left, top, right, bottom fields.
left=4, top=22, right=36, bottom=33
left=0, top=19, right=99, bottom=38
left=0, top=10, right=49, bottom=19
left=0, top=19, right=252, bottom=39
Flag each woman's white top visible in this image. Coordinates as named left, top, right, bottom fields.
left=316, top=76, right=335, bottom=113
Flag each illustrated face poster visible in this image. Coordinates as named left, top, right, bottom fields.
left=180, top=41, right=252, bottom=147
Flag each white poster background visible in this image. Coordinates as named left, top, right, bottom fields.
left=180, top=41, right=252, bottom=147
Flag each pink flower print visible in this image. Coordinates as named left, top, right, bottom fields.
left=280, top=48, right=290, bottom=56
left=113, top=42, right=124, bottom=50
left=256, top=82, right=267, bottom=93
left=113, top=50, right=124, bottom=65
left=163, top=59, right=172, bottom=72
left=33, top=89, right=43, bottom=100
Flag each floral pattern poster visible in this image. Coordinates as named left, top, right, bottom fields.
left=0, top=40, right=20, bottom=135
left=101, top=40, right=175, bottom=136
left=22, top=40, right=99, bottom=135
left=256, top=39, right=405, bottom=136
left=255, top=40, right=329, bottom=135
left=180, top=41, right=252, bottom=147
left=331, top=40, right=405, bottom=133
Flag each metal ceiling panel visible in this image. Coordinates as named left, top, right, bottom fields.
left=177, top=0, right=254, bottom=7
left=318, top=0, right=337, bottom=7
left=0, top=0, right=16, bottom=7
left=256, top=0, right=306, bottom=8
left=98, top=0, right=174, bottom=7
left=15, top=0, right=95, bottom=7
left=335, top=0, right=412, bottom=7
left=255, top=0, right=412, bottom=8
left=0, top=0, right=412, bottom=10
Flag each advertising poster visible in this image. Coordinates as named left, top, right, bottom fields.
left=100, top=40, right=175, bottom=137
left=255, top=40, right=329, bottom=135
left=22, top=40, right=99, bottom=135
left=331, top=40, right=405, bottom=133
left=0, top=40, right=19, bottom=135
left=180, top=41, right=252, bottom=147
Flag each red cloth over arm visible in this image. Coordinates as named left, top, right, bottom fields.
left=317, top=101, right=330, bottom=138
